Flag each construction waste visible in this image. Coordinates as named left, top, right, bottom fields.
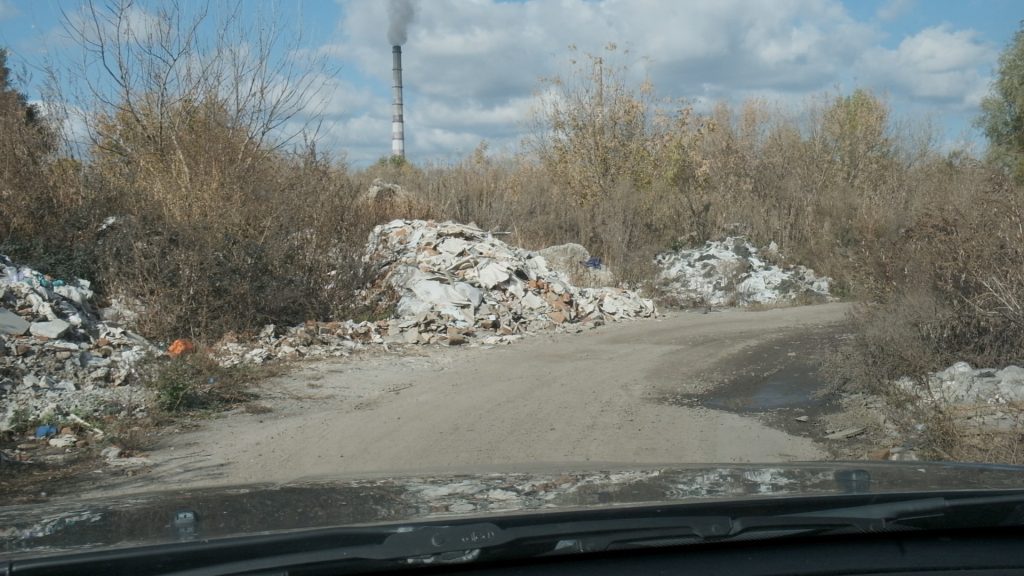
left=897, top=362, right=1024, bottom=407
left=216, top=219, right=656, bottom=365
left=0, top=256, right=160, bottom=433
left=655, top=237, right=832, bottom=307
left=362, top=219, right=656, bottom=342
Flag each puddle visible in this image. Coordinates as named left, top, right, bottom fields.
left=662, top=325, right=846, bottom=420
left=703, top=361, right=827, bottom=413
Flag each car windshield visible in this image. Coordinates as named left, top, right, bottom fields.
left=2, top=0, right=1024, bottom=555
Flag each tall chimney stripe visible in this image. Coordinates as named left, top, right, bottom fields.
left=392, top=45, right=405, bottom=158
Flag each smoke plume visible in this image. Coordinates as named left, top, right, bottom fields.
left=387, top=0, right=414, bottom=46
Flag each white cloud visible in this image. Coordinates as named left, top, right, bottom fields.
left=857, top=26, right=995, bottom=106
left=876, top=0, right=915, bottom=21
left=311, top=0, right=997, bottom=164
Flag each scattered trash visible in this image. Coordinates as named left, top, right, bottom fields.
left=168, top=339, right=195, bottom=359
left=825, top=427, right=865, bottom=440
left=655, top=237, right=831, bottom=307
left=1, top=254, right=160, bottom=433
left=794, top=415, right=809, bottom=423
left=897, top=361, right=1024, bottom=406
left=97, top=216, right=118, bottom=233
left=34, top=425, right=57, bottom=439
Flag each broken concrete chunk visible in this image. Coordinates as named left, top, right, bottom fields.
left=0, top=308, right=29, bottom=335
left=446, top=327, right=467, bottom=346
left=47, top=434, right=78, bottom=448
left=30, top=319, right=71, bottom=339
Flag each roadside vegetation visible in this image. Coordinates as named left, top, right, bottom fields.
left=3, top=2, right=1024, bottom=461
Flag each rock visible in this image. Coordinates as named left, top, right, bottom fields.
left=0, top=308, right=29, bottom=335
left=888, top=447, right=919, bottom=461
left=101, top=446, right=122, bottom=460
left=825, top=427, right=865, bottom=440
left=29, top=319, right=71, bottom=339
left=867, top=448, right=891, bottom=460
left=15, top=344, right=31, bottom=356
left=47, top=434, right=78, bottom=448
left=446, top=327, right=467, bottom=346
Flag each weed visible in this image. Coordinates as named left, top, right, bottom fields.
left=139, top=353, right=260, bottom=414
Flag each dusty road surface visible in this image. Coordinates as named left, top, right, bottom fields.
left=102, top=303, right=852, bottom=494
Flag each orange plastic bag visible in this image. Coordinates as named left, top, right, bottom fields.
left=168, top=338, right=195, bottom=358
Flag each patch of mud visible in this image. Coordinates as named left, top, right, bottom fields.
left=659, top=325, right=848, bottom=438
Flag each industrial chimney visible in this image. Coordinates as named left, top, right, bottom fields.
left=391, top=45, right=405, bottom=159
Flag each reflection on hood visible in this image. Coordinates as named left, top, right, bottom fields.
left=3, top=461, right=1024, bottom=556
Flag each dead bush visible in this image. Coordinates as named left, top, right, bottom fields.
left=138, top=352, right=261, bottom=413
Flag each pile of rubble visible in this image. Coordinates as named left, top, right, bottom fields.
left=213, top=220, right=655, bottom=366
left=361, top=219, right=656, bottom=345
left=0, top=256, right=159, bottom=433
left=900, top=362, right=1024, bottom=406
left=885, top=361, right=1024, bottom=442
left=214, top=321, right=386, bottom=367
left=655, top=237, right=832, bottom=307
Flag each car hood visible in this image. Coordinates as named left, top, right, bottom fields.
left=4, top=461, right=1024, bottom=556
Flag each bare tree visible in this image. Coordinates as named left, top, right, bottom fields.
left=58, top=0, right=331, bottom=168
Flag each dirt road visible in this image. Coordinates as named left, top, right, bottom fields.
left=107, top=303, right=852, bottom=493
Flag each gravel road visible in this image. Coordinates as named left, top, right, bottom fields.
left=102, top=303, right=852, bottom=494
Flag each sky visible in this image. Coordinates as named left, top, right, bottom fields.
left=0, top=0, right=1020, bottom=167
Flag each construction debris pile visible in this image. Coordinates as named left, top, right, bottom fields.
left=655, top=237, right=832, bottom=307
left=214, top=220, right=655, bottom=366
left=898, top=362, right=1024, bottom=407
left=0, top=256, right=160, bottom=433
left=361, top=219, right=656, bottom=344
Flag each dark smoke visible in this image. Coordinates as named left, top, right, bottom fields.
left=387, top=0, right=414, bottom=46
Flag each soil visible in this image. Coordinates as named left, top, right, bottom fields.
left=75, top=303, right=861, bottom=498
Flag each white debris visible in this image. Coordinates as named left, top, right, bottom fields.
left=537, top=243, right=614, bottom=287
left=29, top=319, right=71, bottom=339
left=361, top=219, right=656, bottom=344
left=897, top=361, right=1024, bottom=406
left=655, top=237, right=832, bottom=307
left=1, top=255, right=159, bottom=432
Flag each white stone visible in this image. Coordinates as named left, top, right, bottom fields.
left=30, top=319, right=71, bottom=339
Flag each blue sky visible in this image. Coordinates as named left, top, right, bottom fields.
left=0, top=0, right=1020, bottom=166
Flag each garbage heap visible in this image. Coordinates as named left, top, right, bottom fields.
left=896, top=362, right=1024, bottom=408
left=362, top=219, right=656, bottom=345
left=212, top=221, right=655, bottom=366
left=655, top=237, right=832, bottom=307
left=0, top=256, right=159, bottom=432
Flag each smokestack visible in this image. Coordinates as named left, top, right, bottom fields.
left=391, top=45, right=405, bottom=159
